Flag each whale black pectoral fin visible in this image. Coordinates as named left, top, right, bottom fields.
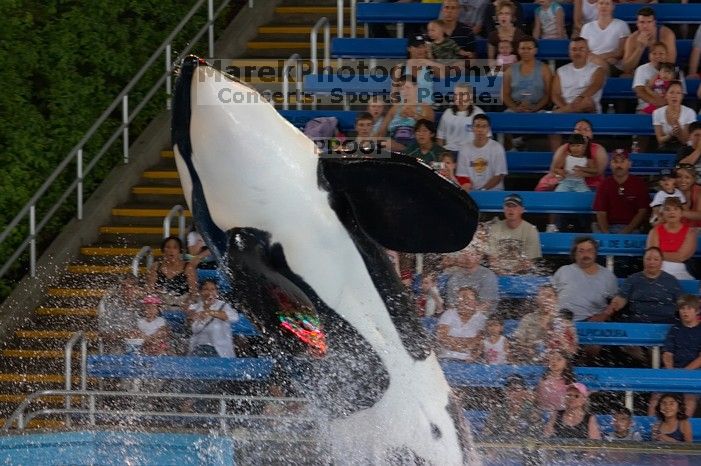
left=224, top=228, right=390, bottom=417
left=319, top=154, right=480, bottom=253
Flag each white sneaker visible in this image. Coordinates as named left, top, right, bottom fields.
left=545, top=224, right=559, bottom=232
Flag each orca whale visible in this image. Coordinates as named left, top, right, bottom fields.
left=171, top=56, right=481, bottom=465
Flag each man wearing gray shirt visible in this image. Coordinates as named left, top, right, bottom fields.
left=551, top=237, right=618, bottom=322
left=441, top=245, right=499, bottom=313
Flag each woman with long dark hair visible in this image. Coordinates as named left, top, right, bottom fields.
left=146, top=235, right=197, bottom=308
left=653, top=394, right=693, bottom=443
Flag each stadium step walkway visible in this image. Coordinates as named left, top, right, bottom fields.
left=0, top=2, right=337, bottom=429
left=0, top=149, right=185, bottom=426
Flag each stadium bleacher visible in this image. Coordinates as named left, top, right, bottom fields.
left=303, top=74, right=701, bottom=103
left=87, top=355, right=274, bottom=380
left=331, top=37, right=694, bottom=63
left=280, top=110, right=672, bottom=135
left=356, top=2, right=701, bottom=26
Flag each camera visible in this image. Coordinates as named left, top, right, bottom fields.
left=430, top=161, right=445, bottom=170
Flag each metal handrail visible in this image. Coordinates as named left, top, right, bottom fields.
left=0, top=0, right=234, bottom=280
left=310, top=18, right=331, bottom=75
left=64, top=331, right=88, bottom=427
left=132, top=246, right=154, bottom=278
left=4, top=389, right=312, bottom=432
left=282, top=53, right=303, bottom=110
left=163, top=204, right=187, bottom=243
left=337, top=0, right=344, bottom=39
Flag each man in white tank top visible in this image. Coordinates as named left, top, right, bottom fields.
left=552, top=37, right=606, bottom=114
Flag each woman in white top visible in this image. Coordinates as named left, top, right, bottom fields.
left=436, top=286, right=487, bottom=362
left=187, top=279, right=239, bottom=357
left=653, top=81, right=696, bottom=153
left=436, top=83, right=486, bottom=153
left=579, top=0, right=629, bottom=74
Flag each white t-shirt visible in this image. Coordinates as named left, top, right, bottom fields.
left=650, top=188, right=686, bottom=208
left=557, top=61, right=604, bottom=113
left=580, top=19, right=630, bottom=69
left=188, top=299, right=239, bottom=358
left=652, top=105, right=697, bottom=138
left=137, top=317, right=167, bottom=336
left=456, top=139, right=508, bottom=190
left=483, top=335, right=507, bottom=364
left=632, top=62, right=659, bottom=113
left=437, top=309, right=487, bottom=361
left=436, top=106, right=487, bottom=151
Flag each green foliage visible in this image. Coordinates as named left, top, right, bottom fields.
left=0, top=0, right=242, bottom=302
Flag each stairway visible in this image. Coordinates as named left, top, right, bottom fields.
left=0, top=1, right=349, bottom=428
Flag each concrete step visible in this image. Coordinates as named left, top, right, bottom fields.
left=142, top=170, right=181, bottom=180
left=80, top=246, right=162, bottom=258
left=65, top=265, right=144, bottom=275
left=47, top=288, right=107, bottom=299
left=2, top=418, right=67, bottom=430
left=35, top=307, right=97, bottom=318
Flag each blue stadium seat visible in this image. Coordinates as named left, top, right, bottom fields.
left=469, top=191, right=597, bottom=213
left=506, top=151, right=676, bottom=175
left=87, top=355, right=274, bottom=380
left=331, top=37, right=692, bottom=64
left=304, top=74, right=699, bottom=102
left=576, top=322, right=670, bottom=346
left=466, top=410, right=701, bottom=442
left=356, top=2, right=701, bottom=25
left=441, top=362, right=701, bottom=393
left=539, top=232, right=701, bottom=258
left=426, top=317, right=671, bottom=348
left=279, top=110, right=669, bottom=135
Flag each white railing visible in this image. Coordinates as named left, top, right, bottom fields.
left=310, top=18, right=331, bottom=75
left=339, top=0, right=363, bottom=39
left=282, top=53, right=303, bottom=110
left=64, top=331, right=88, bottom=427
left=132, top=246, right=154, bottom=278
left=163, top=204, right=187, bottom=243
left=0, top=0, right=235, bottom=280
left=4, top=389, right=314, bottom=433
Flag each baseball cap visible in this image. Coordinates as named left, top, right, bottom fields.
left=142, top=294, right=163, bottom=305
left=409, top=34, right=428, bottom=47
left=504, top=374, right=527, bottom=389
left=503, top=193, right=523, bottom=207
left=568, top=382, right=589, bottom=397
left=611, top=148, right=630, bottom=160
left=659, top=168, right=674, bottom=179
